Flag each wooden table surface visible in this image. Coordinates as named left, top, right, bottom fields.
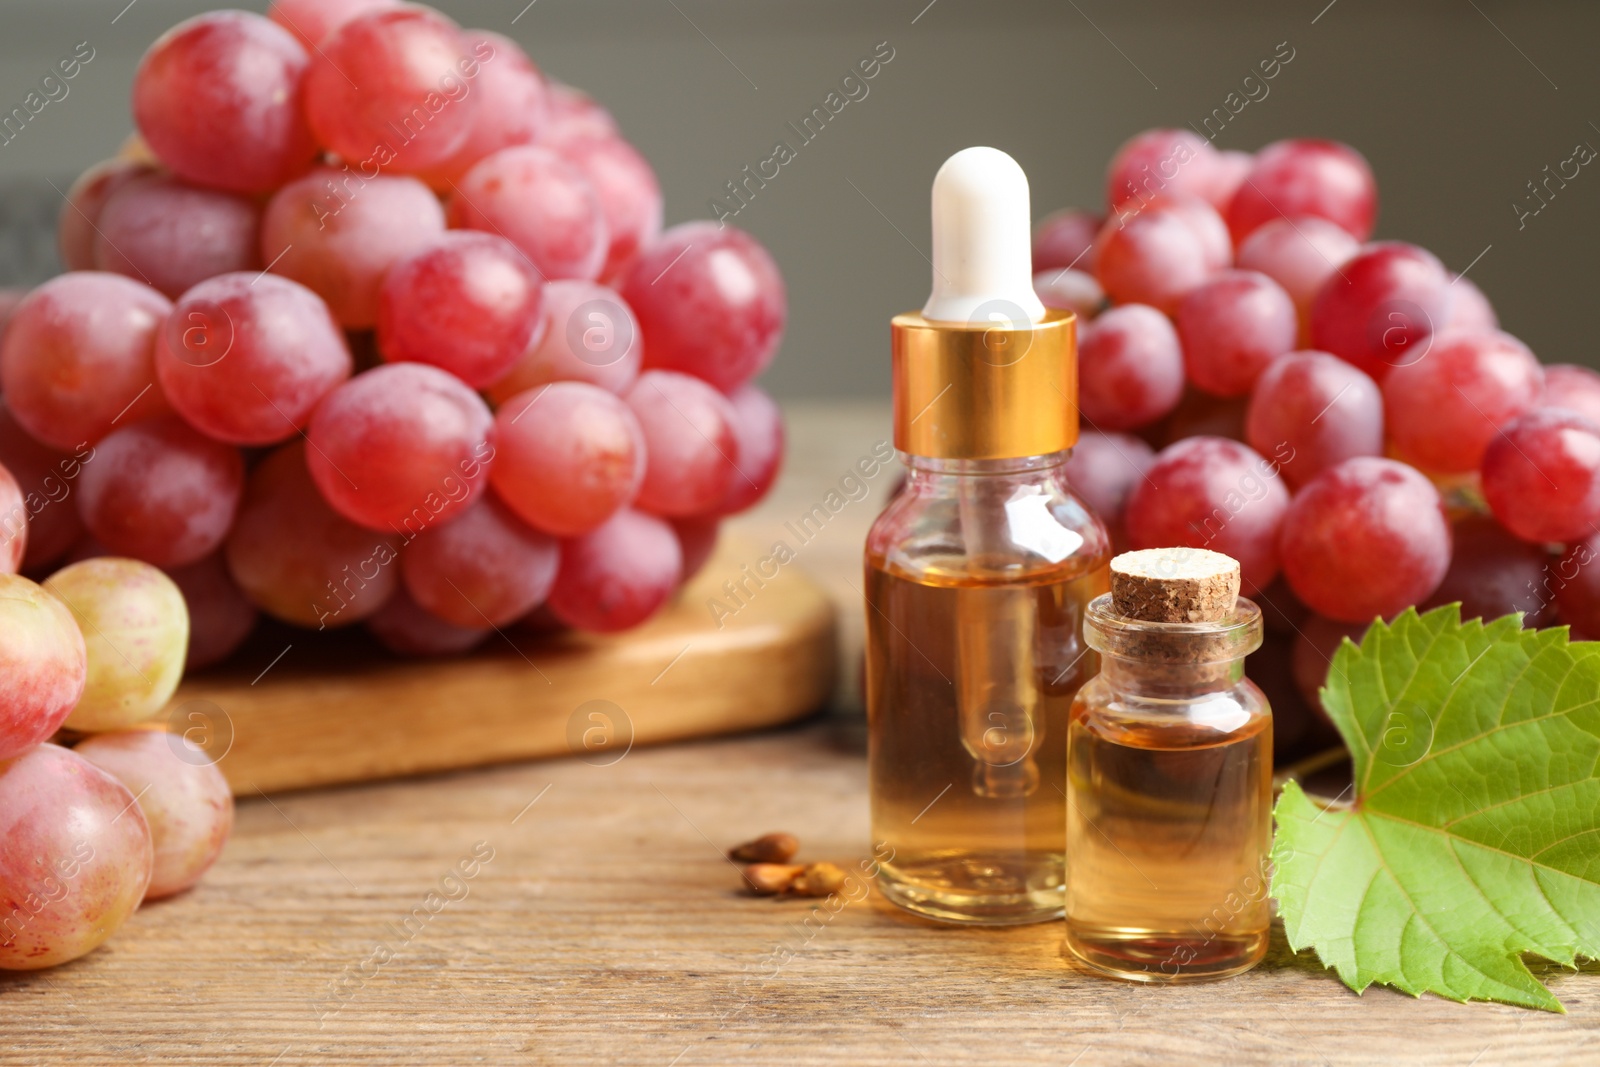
left=5, top=403, right=1598, bottom=1066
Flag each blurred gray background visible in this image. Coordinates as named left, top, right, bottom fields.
left=0, top=0, right=1594, bottom=400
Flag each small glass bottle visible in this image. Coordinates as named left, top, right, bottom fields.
left=865, top=147, right=1111, bottom=925
left=1065, top=548, right=1273, bottom=980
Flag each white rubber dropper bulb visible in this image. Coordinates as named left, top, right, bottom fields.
left=922, top=146, right=1046, bottom=326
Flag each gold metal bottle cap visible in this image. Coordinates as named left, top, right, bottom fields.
left=891, top=308, right=1077, bottom=460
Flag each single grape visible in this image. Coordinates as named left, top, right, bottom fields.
left=1447, top=274, right=1498, bottom=332
left=1176, top=270, right=1297, bottom=397
left=226, top=442, right=401, bottom=628
left=377, top=231, right=544, bottom=388
left=1425, top=513, right=1555, bottom=627
left=156, top=272, right=352, bottom=446
left=489, top=382, right=644, bottom=536
left=672, top=516, right=720, bottom=582
left=1234, top=216, right=1359, bottom=329
left=1481, top=408, right=1600, bottom=544
left=367, top=585, right=488, bottom=656
left=417, top=30, right=548, bottom=186
left=1062, top=430, right=1156, bottom=533
left=303, top=6, right=482, bottom=173
left=1542, top=364, right=1600, bottom=426
left=560, top=136, right=664, bottom=283
left=626, top=371, right=741, bottom=517
left=1308, top=242, right=1453, bottom=380
left=1076, top=303, right=1184, bottom=430
left=0, top=573, right=86, bottom=761
left=1124, top=435, right=1290, bottom=593
left=306, top=363, right=494, bottom=532
left=1032, top=268, right=1104, bottom=318
left=76, top=417, right=244, bottom=569
left=1553, top=532, right=1600, bottom=634
left=94, top=174, right=262, bottom=300
left=717, top=384, right=784, bottom=515
left=165, top=552, right=257, bottom=670
left=1383, top=330, right=1544, bottom=474
left=1279, top=457, right=1452, bottom=622
left=540, top=82, right=619, bottom=147
left=268, top=0, right=401, bottom=49
left=74, top=730, right=233, bottom=901
left=58, top=158, right=152, bottom=272
left=261, top=168, right=447, bottom=329
left=547, top=508, right=683, bottom=633
left=0, top=273, right=172, bottom=450
left=402, top=494, right=559, bottom=628
left=1225, top=139, right=1377, bottom=244
left=133, top=11, right=318, bottom=194
left=1200, top=149, right=1253, bottom=212
left=448, top=145, right=608, bottom=281
left=486, top=280, right=641, bottom=402
left=1245, top=350, right=1383, bottom=488
left=1092, top=202, right=1212, bottom=313
left=1104, top=128, right=1219, bottom=211
left=0, top=462, right=22, bottom=573
left=0, top=744, right=152, bottom=971
left=620, top=222, right=786, bottom=392
left=44, top=558, right=187, bottom=732
left=1032, top=208, right=1102, bottom=273
left=1166, top=196, right=1233, bottom=272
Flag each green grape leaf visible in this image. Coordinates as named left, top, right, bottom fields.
left=1271, top=605, right=1600, bottom=1011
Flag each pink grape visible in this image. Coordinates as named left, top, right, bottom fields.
left=268, top=0, right=400, bottom=49
left=1105, top=128, right=1218, bottom=211
left=0, top=573, right=86, bottom=761
left=1176, top=270, right=1297, bottom=397
left=94, top=174, right=262, bottom=299
left=0, top=463, right=21, bottom=573
left=156, top=272, right=352, bottom=446
left=76, top=418, right=243, bottom=569
left=58, top=159, right=151, bottom=272
left=306, top=363, right=494, bottom=532
left=74, top=730, right=233, bottom=900
left=627, top=371, right=741, bottom=517
left=1166, top=196, right=1233, bottom=272
left=1225, top=139, right=1377, bottom=244
left=1033, top=268, right=1104, bottom=318
left=717, top=384, right=785, bottom=515
left=621, top=222, right=787, bottom=392
left=0, top=744, right=152, bottom=970
left=377, top=231, right=544, bottom=388
left=1200, top=149, right=1253, bottom=212
left=418, top=30, right=548, bottom=186
left=1279, top=457, right=1452, bottom=623
left=1076, top=303, right=1184, bottom=430
left=261, top=168, right=447, bottom=329
left=540, top=82, right=618, bottom=148
left=1554, top=532, right=1600, bottom=634
left=1245, top=351, right=1383, bottom=488
left=1383, top=330, right=1544, bottom=474
left=1032, top=208, right=1102, bottom=273
left=1063, top=431, right=1156, bottom=533
left=561, top=136, right=664, bottom=283
left=448, top=145, right=608, bottom=281
left=1235, top=216, right=1359, bottom=327
left=1447, top=274, right=1498, bottom=332
left=486, top=280, right=641, bottom=402
left=0, top=402, right=86, bottom=570
left=401, top=494, right=559, bottom=628
left=1482, top=408, right=1600, bottom=544
left=367, top=586, right=487, bottom=656
left=133, top=11, right=318, bottom=194
left=0, top=273, right=172, bottom=450
left=303, top=6, right=482, bottom=173
left=44, top=558, right=188, bottom=732
left=547, top=508, right=682, bottom=633
left=1309, top=242, right=1453, bottom=380
left=165, top=552, right=257, bottom=670
left=1543, top=365, right=1600, bottom=427
left=1425, top=513, right=1555, bottom=627
left=1093, top=203, right=1212, bottom=314
left=672, top=516, right=720, bottom=582
left=490, top=382, right=644, bottom=537
left=226, top=443, right=400, bottom=627
left=1124, top=436, right=1290, bottom=593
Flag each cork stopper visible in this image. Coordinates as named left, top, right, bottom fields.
left=1111, top=548, right=1241, bottom=623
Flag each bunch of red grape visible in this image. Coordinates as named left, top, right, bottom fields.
left=0, top=1, right=785, bottom=664
left=0, top=557, right=232, bottom=970
left=1046, top=129, right=1600, bottom=703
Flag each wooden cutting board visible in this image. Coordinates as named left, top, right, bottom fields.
left=170, top=539, right=840, bottom=795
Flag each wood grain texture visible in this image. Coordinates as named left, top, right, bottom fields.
left=4, top=404, right=1593, bottom=1066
